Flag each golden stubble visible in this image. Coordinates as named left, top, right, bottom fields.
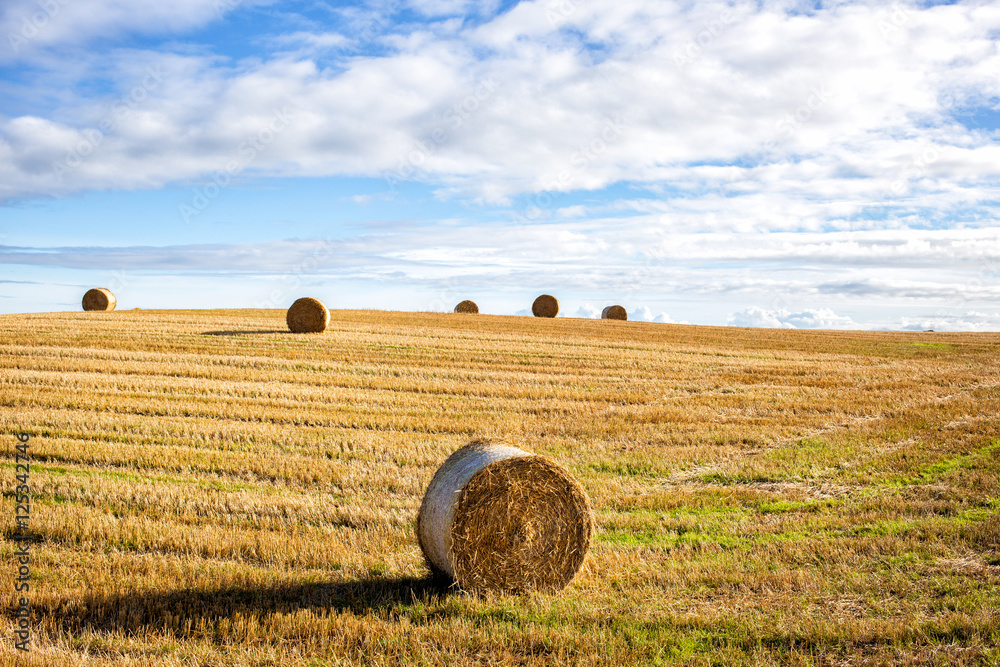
left=0, top=309, right=997, bottom=665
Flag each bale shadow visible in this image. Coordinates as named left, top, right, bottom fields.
left=201, top=330, right=290, bottom=336
left=39, top=575, right=453, bottom=636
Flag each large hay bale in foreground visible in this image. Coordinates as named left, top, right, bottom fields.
left=417, top=440, right=593, bottom=594
left=531, top=294, right=559, bottom=318
left=601, top=305, right=627, bottom=321
left=286, top=297, right=329, bottom=333
left=82, top=288, right=116, bottom=312
left=454, top=300, right=479, bottom=314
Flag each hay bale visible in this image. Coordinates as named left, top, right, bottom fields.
left=417, top=440, right=593, bottom=594
left=82, top=288, right=116, bottom=312
left=286, top=297, right=329, bottom=333
left=531, top=294, right=559, bottom=318
left=454, top=300, right=479, bottom=314
left=601, top=305, right=627, bottom=321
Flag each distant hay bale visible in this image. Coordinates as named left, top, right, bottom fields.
left=82, top=288, right=116, bottom=312
left=601, top=305, right=627, bottom=321
left=286, top=297, right=329, bottom=333
left=531, top=294, right=559, bottom=318
left=417, top=440, right=593, bottom=594
left=454, top=300, right=479, bottom=314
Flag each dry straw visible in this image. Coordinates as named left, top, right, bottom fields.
left=82, top=288, right=116, bottom=312
left=417, top=440, right=593, bottom=594
left=601, top=305, right=627, bottom=321
left=532, top=294, right=559, bottom=318
left=454, top=300, right=479, bottom=314
left=286, top=297, right=329, bottom=333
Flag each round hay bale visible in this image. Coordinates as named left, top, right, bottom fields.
left=454, top=300, right=479, bottom=314
left=531, top=294, right=559, bottom=318
left=286, top=297, right=329, bottom=333
left=82, top=288, right=116, bottom=312
left=417, top=440, right=593, bottom=594
left=601, top=305, right=627, bottom=321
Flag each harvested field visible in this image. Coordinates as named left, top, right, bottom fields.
left=1, top=309, right=998, bottom=665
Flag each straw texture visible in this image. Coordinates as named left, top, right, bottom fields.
left=531, top=294, right=559, bottom=318
left=417, top=440, right=593, bottom=594
left=286, top=297, right=329, bottom=333
left=454, top=300, right=479, bottom=314
left=601, top=305, right=627, bottom=321
left=82, top=288, right=116, bottom=312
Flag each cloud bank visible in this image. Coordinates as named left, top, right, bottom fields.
left=1, top=0, right=997, bottom=219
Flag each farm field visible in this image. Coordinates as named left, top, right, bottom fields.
left=1, top=308, right=999, bottom=666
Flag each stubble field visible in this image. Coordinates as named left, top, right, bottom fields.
left=1, top=308, right=998, bottom=666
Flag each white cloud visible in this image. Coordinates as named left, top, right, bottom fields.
left=1, top=0, right=999, bottom=214
left=1, top=0, right=261, bottom=56
left=897, top=311, right=1000, bottom=333
left=574, top=303, right=601, bottom=318
left=728, top=306, right=860, bottom=330
left=629, top=305, right=683, bottom=324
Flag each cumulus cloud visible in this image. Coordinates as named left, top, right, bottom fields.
left=897, top=311, right=1000, bottom=333
left=1, top=0, right=999, bottom=216
left=629, top=306, right=683, bottom=324
left=728, top=306, right=860, bottom=330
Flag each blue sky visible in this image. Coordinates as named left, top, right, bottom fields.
left=1, top=0, right=999, bottom=330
